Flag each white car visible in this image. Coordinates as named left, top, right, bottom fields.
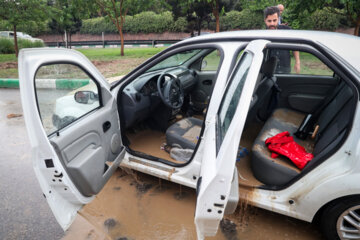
left=19, top=30, right=360, bottom=239
left=0, top=31, right=44, bottom=42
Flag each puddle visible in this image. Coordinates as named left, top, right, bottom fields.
left=63, top=169, right=323, bottom=240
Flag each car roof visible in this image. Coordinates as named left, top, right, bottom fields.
left=181, top=30, right=360, bottom=74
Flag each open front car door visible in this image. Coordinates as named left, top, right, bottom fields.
left=195, top=40, right=269, bottom=239
left=18, top=48, right=125, bottom=230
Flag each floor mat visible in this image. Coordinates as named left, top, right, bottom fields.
left=127, top=129, right=184, bottom=164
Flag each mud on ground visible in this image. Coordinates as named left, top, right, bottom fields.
left=64, top=169, right=324, bottom=240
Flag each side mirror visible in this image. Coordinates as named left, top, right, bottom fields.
left=201, top=60, right=207, bottom=70
left=74, top=91, right=98, bottom=104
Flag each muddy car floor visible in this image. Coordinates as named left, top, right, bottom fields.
left=127, top=129, right=181, bottom=164
left=63, top=169, right=324, bottom=240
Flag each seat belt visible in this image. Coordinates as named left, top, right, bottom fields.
left=294, top=81, right=345, bottom=139
left=264, top=77, right=281, bottom=120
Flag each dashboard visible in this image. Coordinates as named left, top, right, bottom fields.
left=121, top=66, right=197, bottom=128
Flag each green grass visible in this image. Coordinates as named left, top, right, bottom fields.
left=0, top=47, right=168, bottom=78
left=0, top=54, right=17, bottom=63
left=0, top=47, right=167, bottom=63
left=77, top=47, right=167, bottom=61
left=290, top=52, right=333, bottom=75
left=0, top=47, right=334, bottom=79
left=0, top=68, right=18, bottom=78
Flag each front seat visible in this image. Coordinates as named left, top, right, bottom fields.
left=166, top=117, right=203, bottom=150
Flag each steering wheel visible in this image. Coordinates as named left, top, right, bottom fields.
left=157, top=72, right=184, bottom=109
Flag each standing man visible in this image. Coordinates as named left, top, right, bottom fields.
left=264, top=6, right=300, bottom=74
left=277, top=4, right=284, bottom=25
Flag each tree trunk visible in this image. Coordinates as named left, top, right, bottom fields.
left=119, top=16, right=125, bottom=56
left=213, top=0, right=220, bottom=32
left=13, top=25, right=19, bottom=58
left=354, top=17, right=360, bottom=36
left=119, top=25, right=124, bottom=56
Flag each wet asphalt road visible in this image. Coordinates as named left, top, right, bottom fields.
left=0, top=89, right=63, bottom=240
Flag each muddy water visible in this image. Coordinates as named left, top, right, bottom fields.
left=63, top=169, right=323, bottom=240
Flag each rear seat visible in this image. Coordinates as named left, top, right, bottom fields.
left=251, top=82, right=354, bottom=186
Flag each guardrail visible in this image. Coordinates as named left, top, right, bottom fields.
left=45, top=39, right=181, bottom=48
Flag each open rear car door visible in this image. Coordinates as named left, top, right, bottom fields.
left=18, top=48, right=125, bottom=230
left=195, top=40, right=269, bottom=239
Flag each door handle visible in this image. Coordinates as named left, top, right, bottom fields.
left=202, top=80, right=212, bottom=86
left=103, top=121, right=111, bottom=133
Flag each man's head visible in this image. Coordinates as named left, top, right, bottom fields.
left=277, top=4, right=284, bottom=15
left=264, top=6, right=280, bottom=30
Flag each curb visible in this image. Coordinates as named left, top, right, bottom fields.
left=0, top=78, right=89, bottom=89
left=0, top=79, right=19, bottom=88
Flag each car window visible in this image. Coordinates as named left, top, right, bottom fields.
left=201, top=50, right=221, bottom=71
left=146, top=49, right=202, bottom=72
left=35, top=64, right=100, bottom=135
left=269, top=49, right=333, bottom=76
left=217, top=52, right=253, bottom=146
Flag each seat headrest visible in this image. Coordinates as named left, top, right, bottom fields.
left=261, top=56, right=279, bottom=78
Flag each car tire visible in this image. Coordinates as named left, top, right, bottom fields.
left=321, top=197, right=360, bottom=240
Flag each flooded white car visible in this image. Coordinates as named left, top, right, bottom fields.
left=19, top=30, right=360, bottom=239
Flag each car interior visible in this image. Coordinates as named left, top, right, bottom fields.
left=237, top=50, right=356, bottom=189
left=118, top=44, right=357, bottom=189
left=119, top=48, right=221, bottom=164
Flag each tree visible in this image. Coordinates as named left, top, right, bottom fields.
left=190, top=0, right=235, bottom=32
left=48, top=0, right=96, bottom=48
left=168, top=0, right=212, bottom=35
left=286, top=0, right=360, bottom=36
left=0, top=0, right=47, bottom=57
left=206, top=0, right=221, bottom=32
left=96, top=0, right=155, bottom=56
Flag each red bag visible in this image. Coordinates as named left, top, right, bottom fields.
left=265, top=131, right=313, bottom=170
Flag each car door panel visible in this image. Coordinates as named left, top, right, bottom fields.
left=195, top=40, right=269, bottom=239
left=19, top=48, right=124, bottom=230
left=191, top=71, right=216, bottom=110
left=276, top=75, right=338, bottom=112
left=50, top=100, right=124, bottom=197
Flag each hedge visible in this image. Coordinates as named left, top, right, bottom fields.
left=0, top=9, right=348, bottom=38
left=220, top=10, right=264, bottom=31
left=302, top=8, right=347, bottom=31
left=80, top=11, right=187, bottom=34
left=0, top=38, right=45, bottom=54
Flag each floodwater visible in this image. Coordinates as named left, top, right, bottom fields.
left=63, top=169, right=324, bottom=240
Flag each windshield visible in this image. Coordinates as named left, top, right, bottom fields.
left=146, top=49, right=201, bottom=72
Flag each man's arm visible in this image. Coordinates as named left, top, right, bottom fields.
left=293, top=51, right=300, bottom=74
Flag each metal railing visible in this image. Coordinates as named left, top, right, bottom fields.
left=45, top=39, right=181, bottom=48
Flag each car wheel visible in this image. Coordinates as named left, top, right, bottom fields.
left=321, top=197, right=360, bottom=240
